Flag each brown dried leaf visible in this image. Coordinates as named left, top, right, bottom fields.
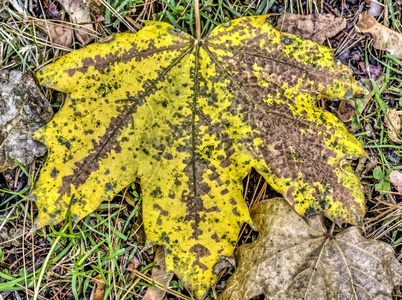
left=338, top=97, right=371, bottom=122
left=36, top=21, right=72, bottom=49
left=384, top=109, right=401, bottom=142
left=338, top=100, right=356, bottom=123
left=390, top=170, right=402, bottom=194
left=127, top=255, right=141, bottom=271
left=276, top=13, right=346, bottom=45
left=84, top=0, right=105, bottom=17
left=356, top=14, right=402, bottom=59
left=144, top=246, right=174, bottom=300
left=0, top=71, right=53, bottom=171
left=219, top=198, right=402, bottom=300
left=92, top=275, right=105, bottom=300
left=42, top=0, right=61, bottom=19
left=0, top=228, right=23, bottom=248
left=57, top=0, right=94, bottom=45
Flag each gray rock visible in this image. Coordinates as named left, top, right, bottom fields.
left=0, top=71, right=53, bottom=171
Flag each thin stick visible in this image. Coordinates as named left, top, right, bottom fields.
left=195, top=0, right=201, bottom=40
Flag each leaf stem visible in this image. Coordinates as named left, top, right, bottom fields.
left=195, top=0, right=201, bottom=40
left=329, top=222, right=335, bottom=237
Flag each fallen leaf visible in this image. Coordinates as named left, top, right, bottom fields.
left=127, top=255, right=142, bottom=282
left=92, top=275, right=105, bottom=300
left=36, top=21, right=72, bottom=49
left=39, top=0, right=61, bottom=19
left=358, top=61, right=383, bottom=79
left=390, top=170, right=402, bottom=194
left=356, top=14, right=402, bottom=59
left=0, top=71, right=53, bottom=171
left=144, top=246, right=175, bottom=300
left=58, top=0, right=94, bottom=45
left=337, top=97, right=371, bottom=123
left=33, top=17, right=366, bottom=297
left=384, top=108, right=401, bottom=142
left=337, top=100, right=356, bottom=123
left=0, top=228, right=23, bottom=248
left=127, top=255, right=141, bottom=271
left=276, top=13, right=346, bottom=45
left=84, top=0, right=105, bottom=18
left=219, top=197, right=402, bottom=300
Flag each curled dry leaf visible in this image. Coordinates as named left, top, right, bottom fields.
left=219, top=198, right=402, bottom=300
left=57, top=0, right=94, bottom=46
left=144, top=246, right=175, bottom=300
left=337, top=99, right=356, bottom=123
left=356, top=14, right=402, bottom=59
left=33, top=17, right=366, bottom=297
left=92, top=274, right=105, bottom=300
left=0, top=71, right=53, bottom=171
left=276, top=13, right=346, bottom=45
left=384, top=108, right=401, bottom=142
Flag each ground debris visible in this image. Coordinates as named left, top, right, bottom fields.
left=0, top=227, right=23, bottom=248
left=0, top=71, right=53, bottom=171
left=384, top=108, right=401, bottom=143
left=144, top=246, right=175, bottom=300
left=36, top=21, right=73, bottom=50
left=356, top=14, right=402, bottom=59
left=57, top=0, right=94, bottom=45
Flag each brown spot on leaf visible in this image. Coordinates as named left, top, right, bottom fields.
left=153, top=204, right=169, bottom=216
left=211, top=233, right=220, bottom=242
left=84, top=129, right=94, bottom=135
left=189, top=244, right=211, bottom=271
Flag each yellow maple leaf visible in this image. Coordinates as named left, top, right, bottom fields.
left=33, top=16, right=366, bottom=297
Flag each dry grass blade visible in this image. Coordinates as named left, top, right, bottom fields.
left=129, top=269, right=190, bottom=300
left=96, top=0, right=137, bottom=33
